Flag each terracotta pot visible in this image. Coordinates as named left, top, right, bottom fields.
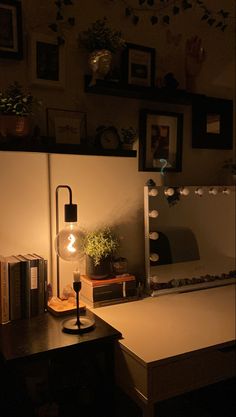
left=86, top=255, right=111, bottom=279
left=0, top=115, right=30, bottom=138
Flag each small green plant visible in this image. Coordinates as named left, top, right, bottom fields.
left=0, top=82, right=35, bottom=116
left=83, top=227, right=119, bottom=266
left=120, top=127, right=137, bottom=144
left=78, top=17, right=126, bottom=53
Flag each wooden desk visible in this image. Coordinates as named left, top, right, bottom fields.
left=0, top=310, right=121, bottom=417
left=94, top=285, right=236, bottom=417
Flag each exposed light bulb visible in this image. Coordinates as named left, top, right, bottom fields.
left=149, top=210, right=159, bottom=218
left=179, top=187, right=190, bottom=196
left=222, top=187, right=230, bottom=195
left=149, top=231, right=159, bottom=240
left=195, top=187, right=204, bottom=196
left=150, top=253, right=159, bottom=262
left=55, top=223, right=83, bottom=261
left=149, top=188, right=158, bottom=197
left=164, top=187, right=175, bottom=196
left=209, top=187, right=218, bottom=195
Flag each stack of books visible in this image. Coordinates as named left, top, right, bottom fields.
left=0, top=253, right=47, bottom=324
left=80, top=274, right=137, bottom=308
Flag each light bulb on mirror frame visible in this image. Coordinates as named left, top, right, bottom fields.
left=148, top=188, right=158, bottom=197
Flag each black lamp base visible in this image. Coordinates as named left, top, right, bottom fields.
left=62, top=316, right=95, bottom=334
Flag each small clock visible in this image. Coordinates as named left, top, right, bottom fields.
left=96, top=126, right=121, bottom=150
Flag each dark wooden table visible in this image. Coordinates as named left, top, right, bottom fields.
left=0, top=310, right=121, bottom=417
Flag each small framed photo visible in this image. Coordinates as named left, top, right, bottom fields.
left=192, top=97, right=233, bottom=149
left=139, top=109, right=183, bottom=172
left=0, top=0, right=23, bottom=59
left=46, top=108, right=87, bottom=145
left=123, top=43, right=155, bottom=87
left=29, top=33, right=65, bottom=88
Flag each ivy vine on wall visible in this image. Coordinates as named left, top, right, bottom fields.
left=111, top=0, right=231, bottom=31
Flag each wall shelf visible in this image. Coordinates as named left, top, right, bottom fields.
left=84, top=75, right=206, bottom=105
left=0, top=137, right=137, bottom=157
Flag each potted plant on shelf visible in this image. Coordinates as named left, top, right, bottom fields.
left=78, top=17, right=126, bottom=84
left=120, top=127, right=137, bottom=150
left=83, top=227, right=119, bottom=279
left=0, top=82, right=35, bottom=139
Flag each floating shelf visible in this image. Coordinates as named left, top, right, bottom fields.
left=84, top=75, right=206, bottom=105
left=0, top=137, right=137, bottom=157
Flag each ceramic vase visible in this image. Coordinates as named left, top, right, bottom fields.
left=88, top=49, right=112, bottom=86
left=0, top=115, right=30, bottom=138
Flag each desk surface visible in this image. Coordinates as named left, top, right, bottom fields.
left=0, top=310, right=121, bottom=362
left=94, top=285, right=236, bottom=364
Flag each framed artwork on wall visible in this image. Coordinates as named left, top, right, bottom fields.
left=122, top=43, right=155, bottom=87
left=46, top=108, right=87, bottom=145
left=192, top=97, right=233, bottom=149
left=0, top=0, right=23, bottom=59
left=139, top=109, right=183, bottom=172
left=29, top=33, right=65, bottom=88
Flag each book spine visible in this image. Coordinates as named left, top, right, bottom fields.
left=43, top=259, right=48, bottom=312
left=8, top=262, right=21, bottom=320
left=20, top=260, right=31, bottom=319
left=37, top=257, right=45, bottom=315
left=29, top=260, right=39, bottom=317
left=0, top=259, right=10, bottom=324
left=80, top=293, right=137, bottom=308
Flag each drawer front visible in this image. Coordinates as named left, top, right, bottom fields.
left=151, top=346, right=236, bottom=402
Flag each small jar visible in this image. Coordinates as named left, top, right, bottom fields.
left=112, top=257, right=128, bottom=275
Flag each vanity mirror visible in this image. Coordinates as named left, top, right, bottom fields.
left=144, top=181, right=236, bottom=296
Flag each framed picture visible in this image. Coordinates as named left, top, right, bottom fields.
left=0, top=0, right=23, bottom=59
left=192, top=97, right=233, bottom=149
left=46, top=108, right=87, bottom=145
left=139, top=109, right=183, bottom=172
left=122, top=43, right=155, bottom=87
left=29, top=33, right=65, bottom=88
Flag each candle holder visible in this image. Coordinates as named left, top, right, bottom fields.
left=62, top=279, right=95, bottom=334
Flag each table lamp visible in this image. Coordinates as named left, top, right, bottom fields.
left=55, top=185, right=95, bottom=333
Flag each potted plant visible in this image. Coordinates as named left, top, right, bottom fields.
left=0, top=82, right=35, bottom=138
left=120, top=127, right=137, bottom=150
left=83, top=227, right=119, bottom=279
left=78, top=17, right=126, bottom=83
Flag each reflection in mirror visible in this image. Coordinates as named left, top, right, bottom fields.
left=206, top=113, right=220, bottom=134
left=144, top=184, right=235, bottom=295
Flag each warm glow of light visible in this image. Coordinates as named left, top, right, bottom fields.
left=67, top=233, right=76, bottom=253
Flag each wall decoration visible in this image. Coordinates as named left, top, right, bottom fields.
left=29, top=33, right=65, bottom=88
left=122, top=43, right=155, bottom=87
left=192, top=97, right=233, bottom=149
left=0, top=0, right=23, bottom=59
left=46, top=108, right=87, bottom=145
left=139, top=109, right=183, bottom=172
left=118, top=0, right=231, bottom=31
left=48, top=0, right=75, bottom=45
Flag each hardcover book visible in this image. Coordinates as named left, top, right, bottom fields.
left=80, top=274, right=137, bottom=304
left=6, top=256, right=22, bottom=321
left=0, top=255, right=10, bottom=324
left=19, top=254, right=39, bottom=317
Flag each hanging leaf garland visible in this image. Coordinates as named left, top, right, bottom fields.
left=49, top=0, right=75, bottom=44
left=119, top=0, right=231, bottom=30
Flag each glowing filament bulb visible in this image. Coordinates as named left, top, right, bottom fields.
left=67, top=233, right=76, bottom=253
left=150, top=253, right=159, bottom=262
